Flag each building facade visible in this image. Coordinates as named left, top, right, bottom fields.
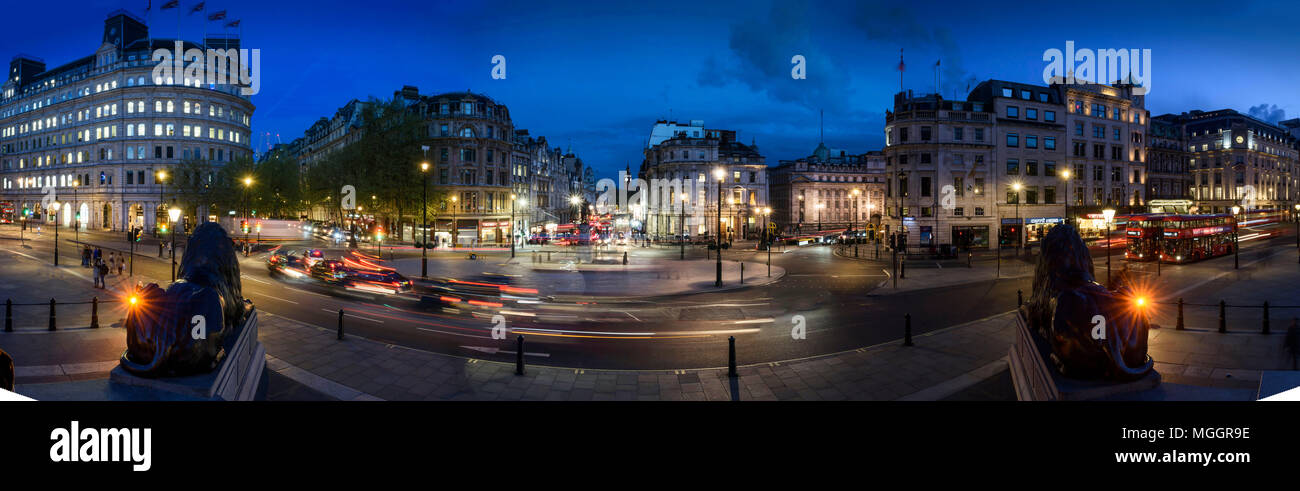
left=638, top=120, right=768, bottom=241
left=417, top=90, right=519, bottom=247
left=0, top=11, right=255, bottom=234
left=1146, top=114, right=1192, bottom=210
left=884, top=91, right=997, bottom=250
left=968, top=80, right=1068, bottom=247
left=1058, top=82, right=1148, bottom=238
left=770, top=145, right=884, bottom=236
left=1162, top=110, right=1298, bottom=214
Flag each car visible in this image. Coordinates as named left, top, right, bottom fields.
left=309, top=259, right=351, bottom=285
left=343, top=270, right=413, bottom=294
left=267, top=250, right=304, bottom=275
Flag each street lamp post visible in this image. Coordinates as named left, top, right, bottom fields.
left=1061, top=169, right=1071, bottom=225
left=763, top=207, right=772, bottom=277
left=241, top=176, right=253, bottom=255
left=420, top=162, right=429, bottom=277
left=1103, top=208, right=1116, bottom=288
left=156, top=170, right=168, bottom=238
left=714, top=168, right=725, bottom=287
left=679, top=193, right=687, bottom=260
left=51, top=202, right=60, bottom=266
left=71, top=179, right=79, bottom=242
left=1232, top=205, right=1241, bottom=270
left=510, top=193, right=517, bottom=259
left=816, top=202, right=824, bottom=232
left=1012, top=182, right=1023, bottom=256
left=169, top=207, right=181, bottom=281
left=1294, top=204, right=1299, bottom=264
left=451, top=195, right=459, bottom=249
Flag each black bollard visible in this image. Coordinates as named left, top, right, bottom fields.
left=904, top=313, right=914, bottom=346
left=1263, top=301, right=1270, bottom=334
left=622, top=251, right=628, bottom=265
left=727, top=336, right=737, bottom=377
left=337, top=309, right=344, bottom=340
left=1218, top=300, right=1226, bottom=333
left=4, top=299, right=10, bottom=332
left=740, top=262, right=744, bottom=284
left=90, top=296, right=99, bottom=329
left=1176, top=298, right=1185, bottom=330
left=48, top=298, right=56, bottom=331
left=900, top=258, right=906, bottom=279
left=1017, top=289, right=1023, bottom=308
left=515, top=335, right=525, bottom=375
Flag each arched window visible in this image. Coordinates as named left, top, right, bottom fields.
left=459, top=127, right=475, bottom=138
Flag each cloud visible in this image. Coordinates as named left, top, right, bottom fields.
left=698, top=0, right=854, bottom=111
left=846, top=4, right=978, bottom=97
left=1247, top=103, right=1286, bottom=124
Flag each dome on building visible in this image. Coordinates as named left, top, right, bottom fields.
left=813, top=142, right=830, bottom=162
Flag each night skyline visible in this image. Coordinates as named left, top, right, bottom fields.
left=3, top=0, right=1298, bottom=175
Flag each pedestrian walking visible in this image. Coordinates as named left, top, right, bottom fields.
left=117, top=253, right=125, bottom=275
left=92, top=258, right=103, bottom=288
left=92, top=247, right=102, bottom=265
left=81, top=245, right=91, bottom=267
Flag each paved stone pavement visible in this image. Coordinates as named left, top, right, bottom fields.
left=258, top=309, right=1021, bottom=401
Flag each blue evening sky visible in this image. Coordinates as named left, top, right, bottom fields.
left=3, top=0, right=1298, bottom=177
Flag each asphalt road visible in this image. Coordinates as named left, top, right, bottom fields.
left=2, top=223, right=1293, bottom=371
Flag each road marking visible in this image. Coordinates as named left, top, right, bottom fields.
left=241, top=274, right=271, bottom=285
left=416, top=327, right=494, bottom=339
left=255, top=293, right=299, bottom=305
left=321, top=308, right=384, bottom=323
left=624, top=311, right=641, bottom=322
left=460, top=345, right=551, bottom=357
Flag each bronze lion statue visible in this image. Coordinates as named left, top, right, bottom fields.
left=120, top=222, right=251, bottom=377
left=1024, top=223, right=1153, bottom=381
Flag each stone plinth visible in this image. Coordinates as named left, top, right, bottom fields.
left=109, top=309, right=266, bottom=401
left=1010, top=311, right=1160, bottom=401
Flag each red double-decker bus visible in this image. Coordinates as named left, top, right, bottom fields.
left=1160, top=214, right=1235, bottom=263
left=1122, top=213, right=1169, bottom=261
left=0, top=201, right=14, bottom=224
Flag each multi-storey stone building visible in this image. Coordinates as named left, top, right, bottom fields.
left=968, top=81, right=1068, bottom=247
left=1159, top=109, right=1298, bottom=213
left=638, top=120, right=767, bottom=241
left=883, top=91, right=996, bottom=250
left=770, top=145, right=884, bottom=235
left=1057, top=82, right=1148, bottom=238
left=290, top=87, right=587, bottom=246
left=0, top=11, right=255, bottom=234
left=1146, top=115, right=1191, bottom=209
left=414, top=90, right=519, bottom=247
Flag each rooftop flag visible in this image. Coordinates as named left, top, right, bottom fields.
left=208, top=10, right=227, bottom=21
left=161, top=0, right=179, bottom=10
left=190, top=2, right=205, bottom=14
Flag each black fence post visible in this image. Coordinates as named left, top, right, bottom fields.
left=515, top=335, right=525, bottom=376
left=900, top=258, right=906, bottom=279
left=1218, top=300, right=1226, bottom=333
left=1176, top=298, right=1184, bottom=330
left=90, top=296, right=99, bottom=329
left=904, top=313, right=914, bottom=346
left=1263, top=301, right=1270, bottom=335
left=337, top=309, right=344, bottom=340
left=4, top=299, right=10, bottom=332
left=727, top=336, right=737, bottom=377
left=740, top=262, right=744, bottom=284
left=48, top=298, right=56, bottom=331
